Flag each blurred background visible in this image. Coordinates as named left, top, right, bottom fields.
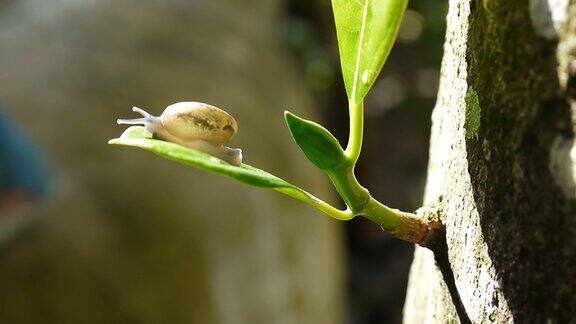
left=0, top=0, right=445, bottom=323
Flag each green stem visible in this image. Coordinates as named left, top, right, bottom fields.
left=345, top=100, right=364, bottom=164
left=276, top=184, right=432, bottom=244
left=339, top=98, right=432, bottom=244
left=327, top=166, right=369, bottom=212
left=360, top=197, right=430, bottom=244
left=275, top=187, right=354, bottom=221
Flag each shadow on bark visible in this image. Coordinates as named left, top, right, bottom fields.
left=427, top=228, right=472, bottom=324
left=465, top=3, right=576, bottom=320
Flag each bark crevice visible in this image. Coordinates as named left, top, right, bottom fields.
left=429, top=229, right=472, bottom=324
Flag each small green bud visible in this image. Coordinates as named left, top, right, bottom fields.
left=284, top=111, right=346, bottom=171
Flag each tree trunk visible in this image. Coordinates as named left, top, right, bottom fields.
left=404, top=0, right=576, bottom=323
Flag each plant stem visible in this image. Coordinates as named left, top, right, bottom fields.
left=360, top=197, right=432, bottom=244
left=277, top=183, right=435, bottom=244
left=275, top=187, right=354, bottom=220
left=327, top=166, right=369, bottom=212
left=279, top=95, right=438, bottom=244
left=340, top=98, right=436, bottom=244
left=276, top=176, right=437, bottom=244
left=345, top=100, right=364, bottom=164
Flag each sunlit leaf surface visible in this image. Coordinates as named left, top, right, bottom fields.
left=332, top=0, right=407, bottom=102
left=109, top=126, right=353, bottom=220
left=109, top=126, right=296, bottom=189
left=285, top=111, right=346, bottom=170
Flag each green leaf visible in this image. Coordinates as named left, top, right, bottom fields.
left=108, top=126, right=354, bottom=220
left=284, top=111, right=346, bottom=170
left=332, top=0, right=408, bottom=102
left=109, top=126, right=295, bottom=189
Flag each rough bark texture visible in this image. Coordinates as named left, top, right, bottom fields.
left=404, top=0, right=576, bottom=323
left=0, top=1, right=344, bottom=323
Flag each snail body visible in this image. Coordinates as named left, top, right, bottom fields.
left=117, top=102, right=242, bottom=166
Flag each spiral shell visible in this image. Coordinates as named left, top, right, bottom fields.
left=160, top=102, right=238, bottom=146
left=117, top=101, right=242, bottom=166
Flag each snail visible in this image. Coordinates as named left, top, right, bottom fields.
left=117, top=102, right=243, bottom=166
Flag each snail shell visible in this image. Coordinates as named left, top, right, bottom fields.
left=160, top=102, right=237, bottom=146
left=117, top=102, right=242, bottom=166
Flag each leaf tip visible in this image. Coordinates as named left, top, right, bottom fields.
left=284, top=110, right=295, bottom=126
left=284, top=110, right=303, bottom=124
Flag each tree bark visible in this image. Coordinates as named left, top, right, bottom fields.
left=404, top=0, right=576, bottom=323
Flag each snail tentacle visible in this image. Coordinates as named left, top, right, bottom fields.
left=117, top=118, right=148, bottom=125
left=117, top=107, right=163, bottom=134
left=132, top=106, right=153, bottom=118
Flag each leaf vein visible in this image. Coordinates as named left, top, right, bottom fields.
left=350, top=0, right=370, bottom=101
